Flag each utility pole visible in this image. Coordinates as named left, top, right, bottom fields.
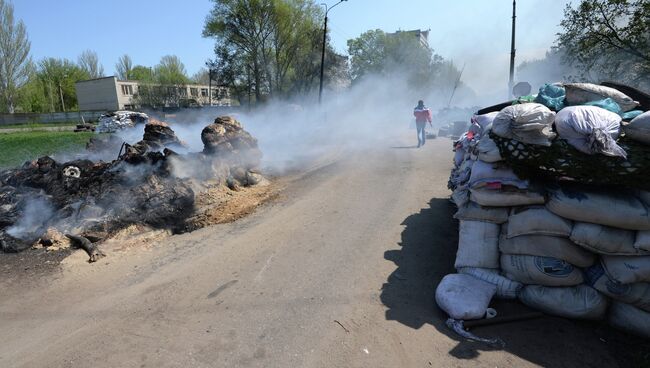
left=318, top=0, right=347, bottom=105
left=58, top=81, right=66, bottom=112
left=508, top=0, right=516, bottom=98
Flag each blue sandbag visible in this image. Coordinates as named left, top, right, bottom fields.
left=622, top=110, right=644, bottom=120
left=584, top=98, right=622, bottom=115
left=535, top=84, right=566, bottom=111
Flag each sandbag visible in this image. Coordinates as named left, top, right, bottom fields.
left=554, top=105, right=625, bottom=158
left=586, top=264, right=650, bottom=312
left=435, top=273, right=497, bottom=320
left=458, top=267, right=523, bottom=299
left=500, top=254, right=584, bottom=286
left=451, top=187, right=470, bottom=208
left=453, top=201, right=509, bottom=224
left=468, top=160, right=527, bottom=189
left=519, top=285, right=608, bottom=320
left=584, top=98, right=622, bottom=115
left=499, top=234, right=596, bottom=268
left=471, top=111, right=499, bottom=131
left=608, top=301, right=650, bottom=339
left=505, top=206, right=572, bottom=238
left=455, top=220, right=500, bottom=269
left=601, top=255, right=650, bottom=284
left=546, top=187, right=650, bottom=231
left=623, top=111, right=650, bottom=145
left=564, top=83, right=639, bottom=112
left=570, top=222, right=641, bottom=255
left=476, top=134, right=503, bottom=163
left=492, top=103, right=556, bottom=146
left=634, top=231, right=650, bottom=252
left=470, top=187, right=545, bottom=207
left=534, top=83, right=565, bottom=111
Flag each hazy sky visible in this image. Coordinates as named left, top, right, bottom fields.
left=13, top=0, right=572, bottom=97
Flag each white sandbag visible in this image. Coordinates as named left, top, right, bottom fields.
left=546, top=187, right=650, bottom=231
left=458, top=267, right=523, bottom=299
left=455, top=220, right=500, bottom=269
left=453, top=201, right=509, bottom=224
left=639, top=190, right=650, bottom=206
left=500, top=254, right=584, bottom=286
left=470, top=187, right=545, bottom=207
left=476, top=134, right=503, bottom=163
left=586, top=264, right=650, bottom=312
left=453, top=148, right=466, bottom=167
left=492, top=103, right=557, bottom=146
left=634, top=231, right=650, bottom=252
left=624, top=111, right=650, bottom=145
left=608, top=301, right=650, bottom=339
left=435, top=273, right=497, bottom=320
left=554, top=105, right=625, bottom=158
left=451, top=187, right=470, bottom=208
left=468, top=160, right=527, bottom=189
left=570, top=222, right=642, bottom=255
left=519, top=285, right=608, bottom=320
left=601, top=255, right=650, bottom=284
left=564, top=83, right=639, bottom=112
left=499, top=234, right=596, bottom=268
left=471, top=111, right=499, bottom=131
left=505, top=206, right=572, bottom=238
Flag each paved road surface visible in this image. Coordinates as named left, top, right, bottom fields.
left=0, top=136, right=645, bottom=367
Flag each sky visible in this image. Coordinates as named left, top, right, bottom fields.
left=13, top=0, right=573, bottom=97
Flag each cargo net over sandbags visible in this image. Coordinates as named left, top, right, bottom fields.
left=441, top=81, right=650, bottom=342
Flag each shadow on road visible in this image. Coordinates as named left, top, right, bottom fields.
left=381, top=197, right=650, bottom=367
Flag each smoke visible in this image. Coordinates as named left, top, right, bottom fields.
left=6, top=196, right=55, bottom=241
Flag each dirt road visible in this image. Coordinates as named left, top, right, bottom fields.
left=0, top=136, right=647, bottom=367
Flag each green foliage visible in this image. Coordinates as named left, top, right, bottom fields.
left=155, top=55, right=189, bottom=85
left=557, top=0, right=650, bottom=88
left=203, top=0, right=346, bottom=102
left=77, top=50, right=104, bottom=79
left=36, top=57, right=90, bottom=112
left=347, top=29, right=461, bottom=92
left=0, top=130, right=93, bottom=169
left=130, top=65, right=154, bottom=82
left=0, top=0, right=31, bottom=113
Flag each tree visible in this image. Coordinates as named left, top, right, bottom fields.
left=347, top=29, right=455, bottom=91
left=191, top=67, right=210, bottom=85
left=129, top=65, right=154, bottom=81
left=203, top=0, right=333, bottom=102
left=517, top=48, right=578, bottom=90
left=0, top=0, right=31, bottom=113
left=557, top=0, right=650, bottom=88
left=37, top=58, right=89, bottom=112
left=78, top=49, right=104, bottom=79
left=115, top=54, right=133, bottom=80
left=155, top=55, right=189, bottom=85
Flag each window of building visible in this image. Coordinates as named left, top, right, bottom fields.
left=121, top=84, right=133, bottom=96
left=190, top=88, right=198, bottom=97
left=179, top=87, right=187, bottom=97
left=212, top=89, right=218, bottom=98
left=201, top=88, right=208, bottom=97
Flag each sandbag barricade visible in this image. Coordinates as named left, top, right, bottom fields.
left=438, top=81, right=650, bottom=339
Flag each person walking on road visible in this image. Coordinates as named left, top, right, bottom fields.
left=413, top=100, right=432, bottom=148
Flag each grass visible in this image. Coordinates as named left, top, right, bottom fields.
left=0, top=121, right=81, bottom=130
left=0, top=130, right=94, bottom=169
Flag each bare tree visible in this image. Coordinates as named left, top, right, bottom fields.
left=115, top=54, right=133, bottom=80
left=0, top=0, right=31, bottom=113
left=78, top=49, right=104, bottom=79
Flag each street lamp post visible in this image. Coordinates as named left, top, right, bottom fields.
left=319, top=0, right=347, bottom=105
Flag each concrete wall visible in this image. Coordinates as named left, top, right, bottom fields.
left=75, top=77, right=120, bottom=111
left=116, top=80, right=138, bottom=109
left=0, top=111, right=106, bottom=126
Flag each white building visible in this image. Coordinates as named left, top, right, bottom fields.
left=75, top=76, right=232, bottom=111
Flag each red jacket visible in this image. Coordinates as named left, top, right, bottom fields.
left=414, top=107, right=432, bottom=123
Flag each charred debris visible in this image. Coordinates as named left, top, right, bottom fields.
left=0, top=115, right=263, bottom=261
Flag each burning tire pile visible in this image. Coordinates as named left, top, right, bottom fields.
left=0, top=115, right=263, bottom=262
left=440, top=82, right=650, bottom=343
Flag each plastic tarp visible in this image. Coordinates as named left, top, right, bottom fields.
left=534, top=83, right=565, bottom=111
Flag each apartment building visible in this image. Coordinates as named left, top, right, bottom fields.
left=75, top=76, right=231, bottom=111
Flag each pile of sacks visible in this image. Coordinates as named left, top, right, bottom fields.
left=439, top=82, right=650, bottom=339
